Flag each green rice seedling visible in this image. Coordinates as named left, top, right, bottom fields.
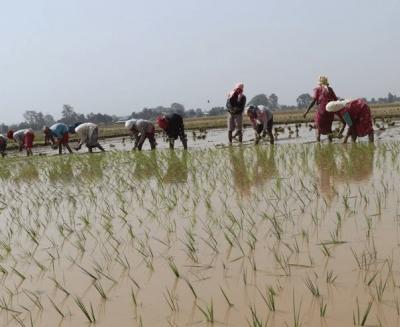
left=304, top=275, right=320, bottom=297
left=197, top=299, right=214, bottom=323
left=326, top=270, right=338, bottom=284
left=220, top=286, right=233, bottom=307
left=319, top=297, right=327, bottom=317
left=74, top=297, right=95, bottom=323
left=48, top=296, right=65, bottom=318
left=168, top=258, right=180, bottom=278
left=257, top=286, right=276, bottom=312
left=248, top=304, right=269, bottom=327
left=374, top=274, right=389, bottom=302
left=164, top=288, right=178, bottom=312
left=23, top=289, right=43, bottom=311
left=353, top=297, right=373, bottom=326
left=184, top=278, right=197, bottom=299
left=94, top=281, right=108, bottom=300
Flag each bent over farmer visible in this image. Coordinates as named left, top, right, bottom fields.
left=74, top=123, right=105, bottom=152
left=326, top=99, right=374, bottom=143
left=156, top=113, right=187, bottom=149
left=227, top=82, right=246, bottom=144
left=0, top=134, right=7, bottom=157
left=43, top=123, right=73, bottom=155
left=246, top=105, right=274, bottom=144
left=303, top=76, right=338, bottom=142
left=125, top=119, right=156, bottom=151
left=7, top=129, right=35, bottom=156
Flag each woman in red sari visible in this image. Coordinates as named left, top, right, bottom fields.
left=303, top=76, right=338, bottom=142
left=326, top=99, right=374, bottom=143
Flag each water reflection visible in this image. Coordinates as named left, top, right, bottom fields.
left=253, top=146, right=277, bottom=188
left=315, top=143, right=374, bottom=201
left=133, top=151, right=160, bottom=181
left=78, top=154, right=105, bottom=182
left=48, top=158, right=74, bottom=183
left=163, top=151, right=188, bottom=184
left=229, top=147, right=252, bottom=196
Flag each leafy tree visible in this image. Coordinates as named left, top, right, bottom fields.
left=248, top=94, right=269, bottom=107
left=59, top=105, right=85, bottom=124
left=23, top=110, right=55, bottom=130
left=268, top=93, right=279, bottom=110
left=296, top=93, right=313, bottom=108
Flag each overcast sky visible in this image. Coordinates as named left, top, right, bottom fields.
left=1, top=0, right=399, bottom=123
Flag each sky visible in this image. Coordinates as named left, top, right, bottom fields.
left=0, top=0, right=399, bottom=124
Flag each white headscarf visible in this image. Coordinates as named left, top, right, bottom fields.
left=125, top=119, right=137, bottom=130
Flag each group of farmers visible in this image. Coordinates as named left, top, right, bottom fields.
left=0, top=76, right=375, bottom=157
left=226, top=77, right=374, bottom=146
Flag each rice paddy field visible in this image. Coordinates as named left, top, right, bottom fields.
left=2, top=129, right=400, bottom=326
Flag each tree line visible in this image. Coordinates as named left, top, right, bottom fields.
left=1, top=92, right=398, bottom=133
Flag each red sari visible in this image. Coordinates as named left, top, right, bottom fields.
left=339, top=99, right=373, bottom=137
left=313, top=86, right=337, bottom=134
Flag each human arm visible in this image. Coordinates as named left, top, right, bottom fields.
left=303, top=99, right=317, bottom=118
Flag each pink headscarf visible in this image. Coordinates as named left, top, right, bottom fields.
left=228, top=82, right=244, bottom=98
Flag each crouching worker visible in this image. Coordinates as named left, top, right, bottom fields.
left=125, top=119, right=156, bottom=151
left=43, top=123, right=73, bottom=155
left=74, top=123, right=105, bottom=152
left=7, top=129, right=35, bottom=156
left=326, top=99, right=374, bottom=143
left=157, top=113, right=187, bottom=149
left=246, top=105, right=274, bottom=144
left=0, top=134, right=8, bottom=157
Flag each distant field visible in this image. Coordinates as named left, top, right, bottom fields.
left=10, top=103, right=400, bottom=147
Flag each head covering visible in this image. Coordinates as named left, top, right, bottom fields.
left=156, top=116, right=168, bottom=130
left=125, top=119, right=137, bottom=130
left=6, top=130, right=14, bottom=139
left=246, top=105, right=257, bottom=117
left=68, top=122, right=82, bottom=134
left=228, top=82, right=244, bottom=98
left=326, top=99, right=351, bottom=112
left=318, top=76, right=329, bottom=86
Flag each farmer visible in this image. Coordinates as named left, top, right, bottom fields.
left=227, top=82, right=246, bottom=144
left=156, top=113, right=187, bottom=149
left=74, top=122, right=105, bottom=152
left=125, top=119, right=156, bottom=150
left=326, top=99, right=374, bottom=143
left=246, top=105, right=274, bottom=144
left=0, top=134, right=7, bottom=157
left=303, top=76, right=338, bottom=142
left=43, top=123, right=73, bottom=155
left=7, top=129, right=35, bottom=156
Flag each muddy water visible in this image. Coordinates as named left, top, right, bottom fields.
left=0, top=143, right=400, bottom=326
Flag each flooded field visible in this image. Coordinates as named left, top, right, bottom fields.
left=1, top=140, right=400, bottom=326
left=5, top=118, right=400, bottom=157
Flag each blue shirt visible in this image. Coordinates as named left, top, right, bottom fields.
left=50, top=123, right=69, bottom=138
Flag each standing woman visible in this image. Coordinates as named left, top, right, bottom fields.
left=326, top=99, right=374, bottom=143
left=227, top=82, right=246, bottom=144
left=304, top=76, right=338, bottom=142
